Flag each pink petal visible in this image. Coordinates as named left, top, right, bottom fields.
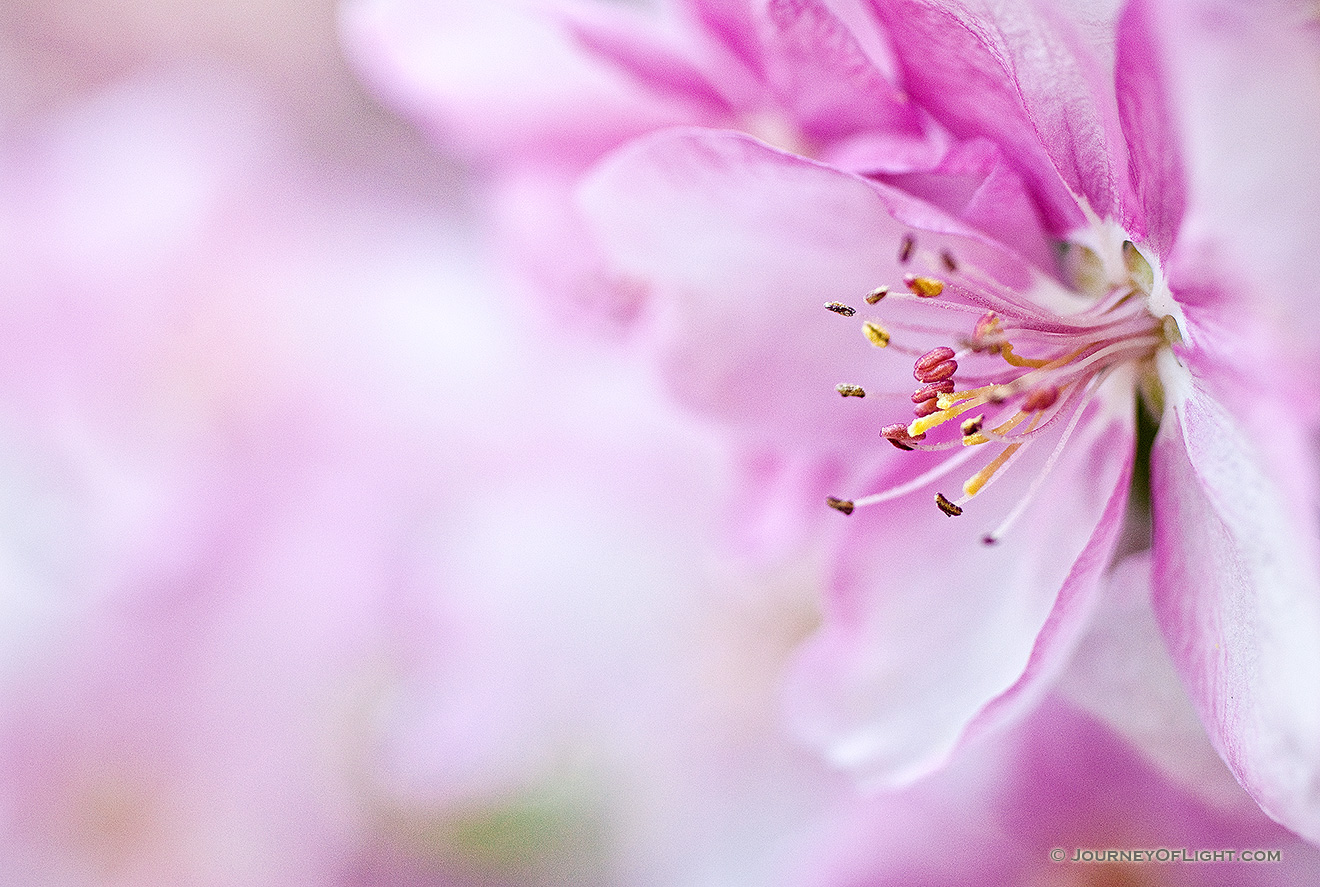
left=786, top=378, right=1133, bottom=786
left=865, top=0, right=1135, bottom=235
left=877, top=136, right=1054, bottom=270
left=1058, top=551, right=1256, bottom=811
left=1150, top=0, right=1320, bottom=351
left=578, top=128, right=1033, bottom=457
left=1113, top=0, right=1187, bottom=255
left=1150, top=363, right=1320, bottom=843
left=761, top=0, right=921, bottom=143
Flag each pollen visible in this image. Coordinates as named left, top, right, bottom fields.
left=826, top=497, right=855, bottom=515
left=904, top=275, right=944, bottom=298
left=935, top=493, right=963, bottom=517
left=862, top=321, right=891, bottom=347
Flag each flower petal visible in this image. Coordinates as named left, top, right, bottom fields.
left=786, top=376, right=1133, bottom=786
left=1151, top=0, right=1320, bottom=350
left=1058, top=551, right=1254, bottom=811
left=866, top=0, right=1134, bottom=235
left=761, top=0, right=920, bottom=143
left=578, top=128, right=1033, bottom=456
left=1151, top=356, right=1320, bottom=843
left=1113, top=0, right=1186, bottom=255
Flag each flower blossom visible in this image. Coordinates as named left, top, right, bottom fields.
left=345, top=0, right=1320, bottom=845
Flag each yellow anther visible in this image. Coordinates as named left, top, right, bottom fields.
left=836, top=384, right=866, bottom=398
left=908, top=399, right=980, bottom=436
left=862, top=321, right=891, bottom=348
left=937, top=386, right=995, bottom=410
left=905, top=276, right=945, bottom=298
left=865, top=286, right=889, bottom=304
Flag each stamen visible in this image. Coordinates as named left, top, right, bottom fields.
left=836, top=384, right=866, bottom=398
left=914, top=358, right=957, bottom=384
left=899, top=234, right=915, bottom=264
left=862, top=320, right=891, bottom=347
left=1021, top=385, right=1059, bottom=412
left=914, top=398, right=942, bottom=417
left=911, top=380, right=955, bottom=403
left=935, top=493, right=963, bottom=517
left=941, top=250, right=958, bottom=272
left=914, top=347, right=956, bottom=373
left=981, top=378, right=1100, bottom=545
left=849, top=445, right=980, bottom=506
left=865, top=286, right=889, bottom=304
left=957, top=412, right=1045, bottom=501
left=999, top=342, right=1057, bottom=368
left=961, top=409, right=1028, bottom=446
left=825, top=301, right=856, bottom=316
left=904, top=275, right=945, bottom=298
left=962, top=442, right=1024, bottom=498
left=881, top=423, right=926, bottom=450
left=909, top=397, right=982, bottom=436
left=960, top=414, right=984, bottom=437
left=826, top=497, right=855, bottom=515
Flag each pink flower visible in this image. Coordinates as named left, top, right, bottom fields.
left=345, top=0, right=1320, bottom=845
left=808, top=694, right=1320, bottom=887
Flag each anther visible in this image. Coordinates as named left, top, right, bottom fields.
left=914, top=359, right=957, bottom=384
left=960, top=414, right=985, bottom=437
left=865, top=286, right=889, bottom=304
left=914, top=398, right=942, bottom=417
left=935, top=493, right=963, bottom=517
left=882, top=423, right=926, bottom=450
left=914, top=347, right=956, bottom=374
left=836, top=384, right=866, bottom=398
left=862, top=320, right=891, bottom=348
left=904, top=275, right=944, bottom=298
left=826, top=497, right=855, bottom=515
left=825, top=301, right=856, bottom=316
left=972, top=312, right=1003, bottom=353
left=1021, top=386, right=1059, bottom=412
left=899, top=234, right=915, bottom=264
left=911, top=379, right=955, bottom=403
left=941, top=250, right=958, bottom=272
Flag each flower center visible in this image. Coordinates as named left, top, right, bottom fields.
left=825, top=228, right=1180, bottom=545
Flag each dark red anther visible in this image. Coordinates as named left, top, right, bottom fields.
left=913, top=398, right=942, bottom=417
left=914, top=347, right=955, bottom=374
left=882, top=423, right=926, bottom=451
left=911, top=379, right=955, bottom=404
left=914, top=359, right=957, bottom=384
left=899, top=234, right=915, bottom=264
left=1022, top=385, right=1059, bottom=412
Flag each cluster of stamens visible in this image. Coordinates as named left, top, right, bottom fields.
left=825, top=231, right=1176, bottom=544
